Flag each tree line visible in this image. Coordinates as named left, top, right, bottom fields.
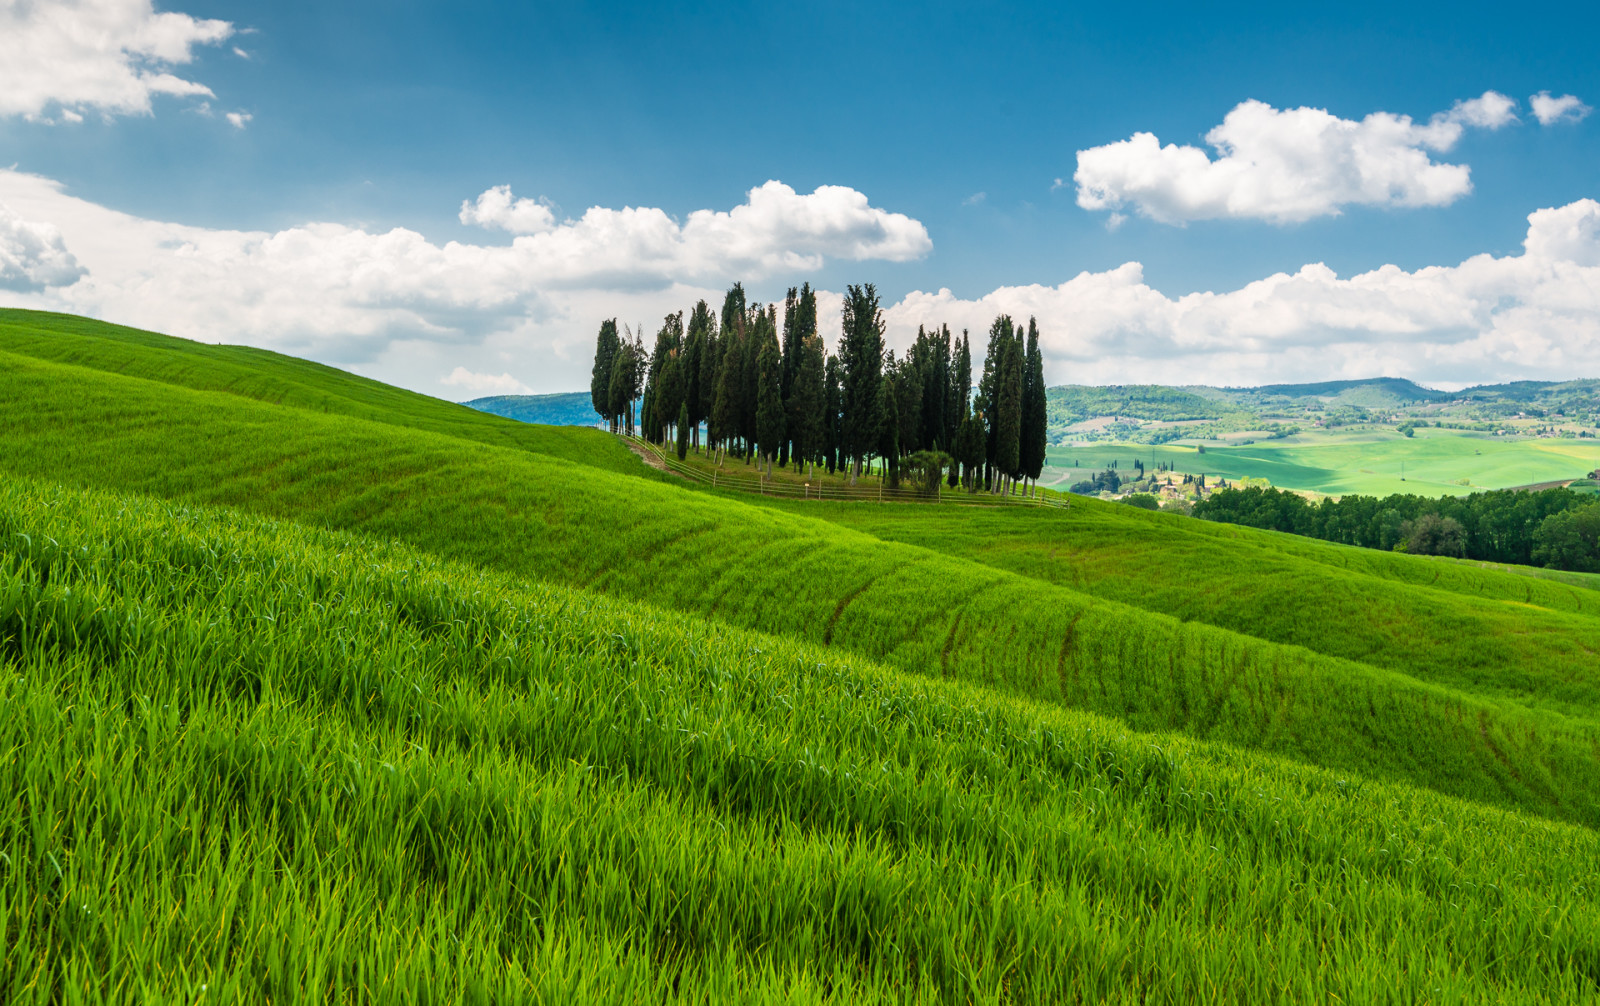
left=590, top=282, right=1050, bottom=494
left=1195, top=484, right=1600, bottom=572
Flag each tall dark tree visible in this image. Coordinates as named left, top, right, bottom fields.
left=607, top=329, right=645, bottom=437
left=720, top=283, right=747, bottom=336
left=890, top=351, right=923, bottom=461
left=698, top=309, right=721, bottom=451
left=1020, top=317, right=1049, bottom=494
left=948, top=331, right=972, bottom=484
left=777, top=283, right=817, bottom=467
left=788, top=331, right=826, bottom=474
left=823, top=352, right=842, bottom=475
left=839, top=284, right=885, bottom=483
left=711, top=321, right=744, bottom=457
left=755, top=331, right=785, bottom=475
left=641, top=311, right=683, bottom=443
left=590, top=318, right=621, bottom=432
left=977, top=315, right=1013, bottom=487
left=676, top=402, right=690, bottom=460
left=994, top=323, right=1024, bottom=492
left=740, top=306, right=772, bottom=460
left=683, top=300, right=715, bottom=450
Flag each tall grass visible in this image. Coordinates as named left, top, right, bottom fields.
left=2, top=476, right=1598, bottom=1003
left=4, top=336, right=1600, bottom=827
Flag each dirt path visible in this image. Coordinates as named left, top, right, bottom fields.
left=624, top=439, right=687, bottom=479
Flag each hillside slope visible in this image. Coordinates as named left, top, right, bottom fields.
left=6, top=477, right=1597, bottom=1002
left=0, top=309, right=642, bottom=475
left=3, top=333, right=1599, bottom=825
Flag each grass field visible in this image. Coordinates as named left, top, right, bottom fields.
left=1047, top=427, right=1600, bottom=497
left=6, top=310, right=1600, bottom=998
left=5, top=477, right=1600, bottom=1003
left=4, top=312, right=1600, bottom=830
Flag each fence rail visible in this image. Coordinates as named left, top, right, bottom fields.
left=621, top=435, right=1069, bottom=509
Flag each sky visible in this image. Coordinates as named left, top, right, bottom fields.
left=1, top=0, right=1598, bottom=397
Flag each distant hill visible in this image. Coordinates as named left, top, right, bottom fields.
left=1046, top=384, right=1226, bottom=423
left=464, top=392, right=602, bottom=427
left=1232, top=377, right=1451, bottom=407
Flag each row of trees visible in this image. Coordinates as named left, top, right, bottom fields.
left=589, top=282, right=1050, bottom=494
left=1194, top=484, right=1600, bottom=570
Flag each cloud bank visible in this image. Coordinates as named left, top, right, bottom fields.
left=1074, top=92, right=1530, bottom=225
left=0, top=171, right=927, bottom=390
left=3, top=166, right=1598, bottom=394
left=885, top=199, right=1600, bottom=388
left=0, top=0, right=234, bottom=121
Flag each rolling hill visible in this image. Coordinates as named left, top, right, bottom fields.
left=3, top=309, right=1599, bottom=1000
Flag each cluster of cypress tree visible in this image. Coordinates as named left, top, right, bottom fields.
left=589, top=282, right=1050, bottom=494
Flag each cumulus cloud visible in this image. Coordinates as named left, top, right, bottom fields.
left=0, top=170, right=927, bottom=387
left=881, top=199, right=1600, bottom=388
left=0, top=0, right=234, bottom=121
left=1529, top=91, right=1592, bottom=126
left=440, top=367, right=531, bottom=397
left=460, top=185, right=557, bottom=235
left=225, top=111, right=251, bottom=129
left=0, top=203, right=87, bottom=291
left=7, top=163, right=1598, bottom=395
left=1074, top=93, right=1518, bottom=225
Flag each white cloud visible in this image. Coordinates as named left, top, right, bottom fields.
left=1446, top=91, right=1518, bottom=129
left=225, top=111, right=251, bottom=129
left=963, top=192, right=987, bottom=206
left=0, top=170, right=927, bottom=388
left=440, top=366, right=531, bottom=397
left=7, top=162, right=1598, bottom=395
left=459, top=185, right=557, bottom=235
left=0, top=0, right=234, bottom=121
left=1074, top=93, right=1517, bottom=225
left=0, top=202, right=87, bottom=291
left=881, top=199, right=1600, bottom=388
left=1529, top=91, right=1592, bottom=126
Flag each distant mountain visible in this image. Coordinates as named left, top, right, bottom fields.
left=464, top=392, right=602, bottom=427
left=1234, top=378, right=1451, bottom=406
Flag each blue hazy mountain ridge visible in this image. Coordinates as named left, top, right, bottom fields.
left=464, top=392, right=603, bottom=427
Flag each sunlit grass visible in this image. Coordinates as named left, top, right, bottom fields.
left=3, top=477, right=1599, bottom=1002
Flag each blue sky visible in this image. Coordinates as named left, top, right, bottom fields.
left=1, top=0, right=1598, bottom=394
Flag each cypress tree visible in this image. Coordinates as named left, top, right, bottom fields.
left=676, top=401, right=690, bottom=460
left=948, top=332, right=971, bottom=485
left=642, top=311, right=683, bottom=443
left=824, top=352, right=842, bottom=475
left=684, top=301, right=714, bottom=450
left=741, top=306, right=772, bottom=461
left=720, top=283, right=746, bottom=336
left=712, top=328, right=743, bottom=457
left=839, top=284, right=885, bottom=484
left=788, top=331, right=826, bottom=475
left=995, top=324, right=1024, bottom=491
left=755, top=333, right=785, bottom=475
left=978, top=315, right=1012, bottom=487
left=590, top=318, right=621, bottom=432
left=698, top=312, right=720, bottom=451
left=656, top=352, right=685, bottom=444
left=1020, top=317, right=1048, bottom=494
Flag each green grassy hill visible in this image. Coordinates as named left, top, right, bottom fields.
left=3, top=311, right=1599, bottom=830
left=7, top=310, right=1600, bottom=999
left=6, top=477, right=1598, bottom=1002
